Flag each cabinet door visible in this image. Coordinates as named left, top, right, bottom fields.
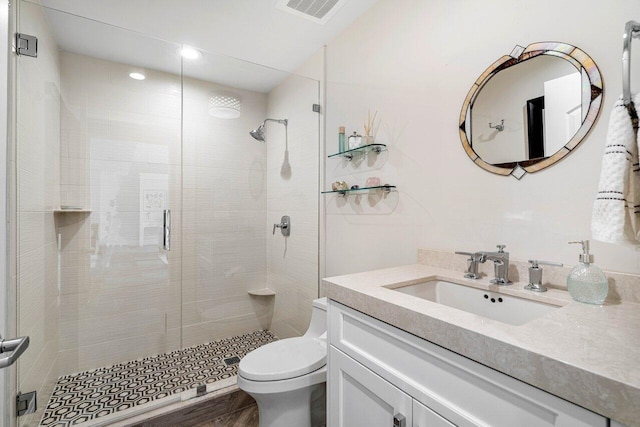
left=413, top=400, right=455, bottom=427
left=329, top=346, right=413, bottom=427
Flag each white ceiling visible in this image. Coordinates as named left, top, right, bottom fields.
left=36, top=0, right=379, bottom=92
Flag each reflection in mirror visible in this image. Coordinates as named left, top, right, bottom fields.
left=471, top=56, right=582, bottom=165
left=459, top=42, right=603, bottom=179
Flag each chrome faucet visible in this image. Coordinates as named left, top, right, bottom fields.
left=455, top=251, right=486, bottom=279
left=484, top=244, right=511, bottom=285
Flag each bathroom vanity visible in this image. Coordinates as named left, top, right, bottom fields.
left=323, top=263, right=639, bottom=427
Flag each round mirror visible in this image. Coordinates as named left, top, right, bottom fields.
left=459, top=42, right=603, bottom=179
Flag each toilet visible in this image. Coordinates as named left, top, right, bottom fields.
left=238, top=297, right=328, bottom=427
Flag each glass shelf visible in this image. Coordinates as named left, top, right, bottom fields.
left=321, top=185, right=396, bottom=196
left=328, top=143, right=387, bottom=160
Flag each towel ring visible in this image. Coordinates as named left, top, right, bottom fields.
left=622, top=20, right=640, bottom=106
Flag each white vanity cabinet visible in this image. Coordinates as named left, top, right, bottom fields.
left=330, top=346, right=413, bottom=427
left=327, top=300, right=608, bottom=427
left=330, top=345, right=453, bottom=427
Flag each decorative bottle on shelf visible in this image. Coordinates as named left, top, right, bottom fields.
left=566, top=240, right=608, bottom=304
left=338, top=126, right=346, bottom=152
left=348, top=131, right=362, bottom=149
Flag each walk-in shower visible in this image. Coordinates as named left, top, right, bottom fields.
left=249, top=118, right=288, bottom=142
left=7, top=2, right=319, bottom=426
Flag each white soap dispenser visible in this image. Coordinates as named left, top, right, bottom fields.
left=567, top=240, right=608, bottom=304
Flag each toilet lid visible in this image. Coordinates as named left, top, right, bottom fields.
left=239, top=337, right=326, bottom=381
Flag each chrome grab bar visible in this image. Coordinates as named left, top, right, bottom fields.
left=0, top=335, right=30, bottom=369
left=163, top=209, right=171, bottom=251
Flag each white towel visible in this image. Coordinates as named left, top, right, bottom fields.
left=591, top=94, right=640, bottom=244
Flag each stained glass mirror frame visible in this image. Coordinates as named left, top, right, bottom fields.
left=459, top=42, right=603, bottom=179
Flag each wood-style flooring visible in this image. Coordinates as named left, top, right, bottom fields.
left=127, top=389, right=258, bottom=427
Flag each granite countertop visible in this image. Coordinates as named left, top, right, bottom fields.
left=323, top=264, right=640, bottom=426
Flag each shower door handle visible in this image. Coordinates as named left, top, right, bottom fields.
left=0, top=334, right=30, bottom=369
left=163, top=209, right=171, bottom=251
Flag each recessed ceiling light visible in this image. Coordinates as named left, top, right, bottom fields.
left=129, top=72, right=146, bottom=80
left=180, top=46, right=201, bottom=60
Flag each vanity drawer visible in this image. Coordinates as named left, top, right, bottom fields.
left=328, top=300, right=607, bottom=427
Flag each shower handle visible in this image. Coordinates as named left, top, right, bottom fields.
left=163, top=209, right=171, bottom=251
left=272, top=215, right=290, bottom=237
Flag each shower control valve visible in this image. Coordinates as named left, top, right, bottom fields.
left=273, top=215, right=291, bottom=237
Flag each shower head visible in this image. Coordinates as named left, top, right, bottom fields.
left=250, top=123, right=266, bottom=142
left=249, top=118, right=288, bottom=142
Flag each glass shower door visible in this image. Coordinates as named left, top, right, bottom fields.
left=14, top=3, right=182, bottom=425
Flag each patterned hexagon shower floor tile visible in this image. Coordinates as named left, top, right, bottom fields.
left=39, top=330, right=277, bottom=426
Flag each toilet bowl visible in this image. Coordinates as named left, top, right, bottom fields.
left=238, top=297, right=327, bottom=427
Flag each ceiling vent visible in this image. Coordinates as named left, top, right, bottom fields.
left=276, top=0, right=348, bottom=24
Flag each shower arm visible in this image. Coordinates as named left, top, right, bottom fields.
left=263, top=118, right=288, bottom=126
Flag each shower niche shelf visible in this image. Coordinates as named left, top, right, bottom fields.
left=248, top=288, right=276, bottom=297
left=322, top=184, right=396, bottom=197
left=328, top=143, right=387, bottom=160
left=53, top=208, right=92, bottom=213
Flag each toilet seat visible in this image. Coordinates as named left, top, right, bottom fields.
left=239, top=337, right=326, bottom=381
left=237, top=365, right=326, bottom=395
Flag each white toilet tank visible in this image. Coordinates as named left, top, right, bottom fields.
left=303, top=297, right=328, bottom=338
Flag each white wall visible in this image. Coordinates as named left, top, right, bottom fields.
left=324, top=0, right=640, bottom=277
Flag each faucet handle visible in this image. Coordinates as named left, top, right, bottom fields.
left=525, top=260, right=563, bottom=292
left=528, top=260, right=563, bottom=268
left=455, top=251, right=486, bottom=262
left=455, top=251, right=482, bottom=279
left=454, top=251, right=473, bottom=257
left=496, top=244, right=506, bottom=253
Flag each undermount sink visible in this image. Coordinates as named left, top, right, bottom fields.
left=388, top=279, right=560, bottom=326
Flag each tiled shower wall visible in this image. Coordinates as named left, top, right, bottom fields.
left=16, top=3, right=61, bottom=427
left=181, top=68, right=272, bottom=347
left=266, top=70, right=320, bottom=338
